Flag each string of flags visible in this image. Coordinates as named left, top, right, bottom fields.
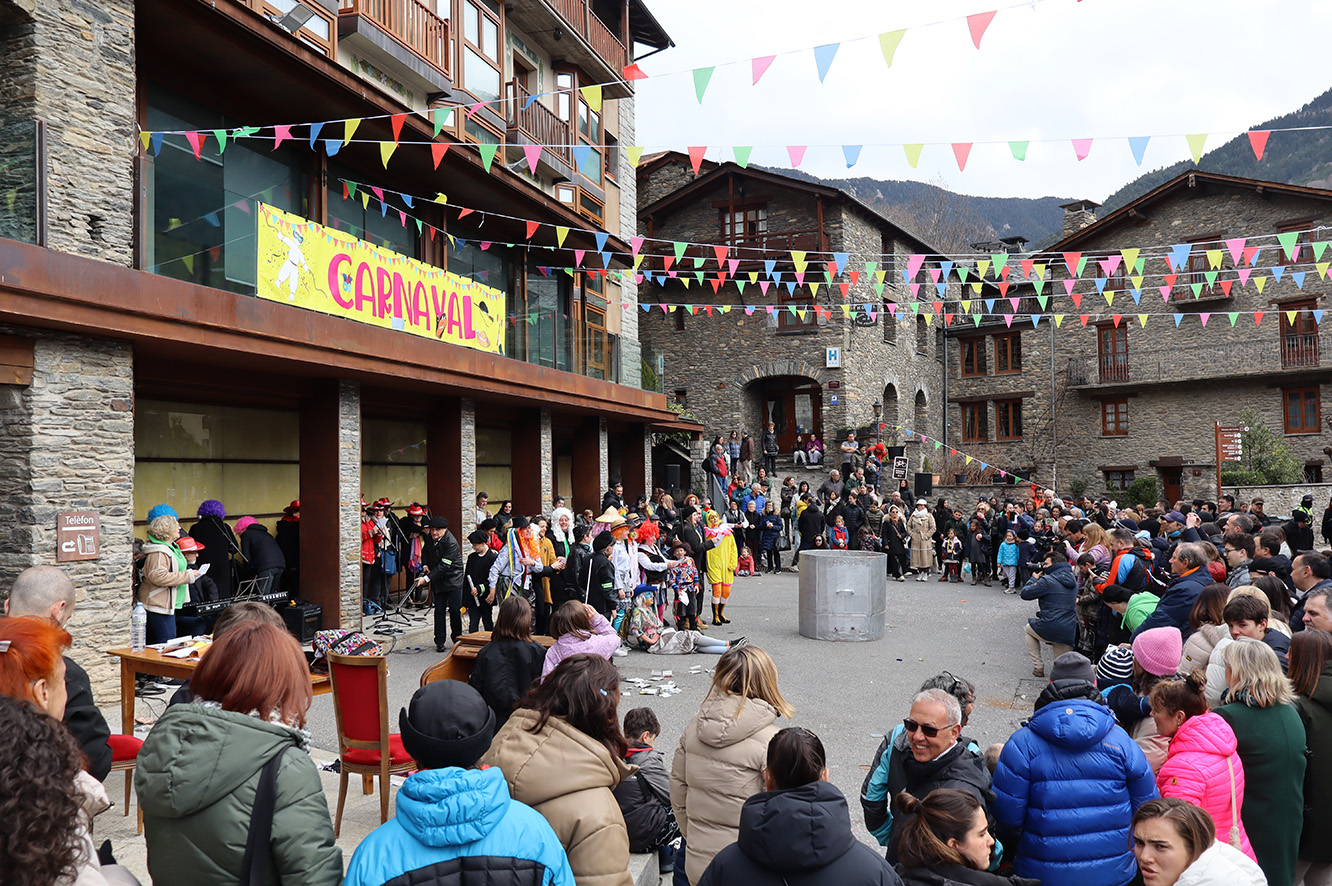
left=889, top=425, right=1049, bottom=490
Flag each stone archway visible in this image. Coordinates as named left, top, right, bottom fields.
left=882, top=383, right=900, bottom=432
left=914, top=390, right=928, bottom=437
left=734, top=359, right=830, bottom=389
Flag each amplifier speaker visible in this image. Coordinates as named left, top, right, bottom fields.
left=282, top=603, right=323, bottom=643
left=913, top=472, right=933, bottom=500
left=666, top=463, right=681, bottom=490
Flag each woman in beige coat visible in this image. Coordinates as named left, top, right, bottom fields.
left=480, top=653, right=634, bottom=886
left=670, top=645, right=794, bottom=884
left=907, top=500, right=937, bottom=581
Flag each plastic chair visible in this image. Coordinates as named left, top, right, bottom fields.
left=326, top=652, right=415, bottom=835
left=108, top=733, right=144, bottom=835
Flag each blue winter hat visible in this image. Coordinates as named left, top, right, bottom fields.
left=147, top=504, right=178, bottom=522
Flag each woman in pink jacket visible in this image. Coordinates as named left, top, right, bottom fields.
left=542, top=600, right=623, bottom=677
left=1149, top=670, right=1256, bottom=862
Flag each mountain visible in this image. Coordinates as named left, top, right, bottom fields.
left=1100, top=87, right=1332, bottom=213
left=762, top=166, right=1073, bottom=251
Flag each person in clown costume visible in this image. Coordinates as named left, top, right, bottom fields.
left=626, top=586, right=737, bottom=655
left=703, top=511, right=739, bottom=625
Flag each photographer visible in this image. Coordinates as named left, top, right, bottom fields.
left=1020, top=541, right=1078, bottom=677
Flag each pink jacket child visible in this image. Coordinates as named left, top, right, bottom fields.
left=1156, top=711, right=1256, bottom=861
left=542, top=608, right=623, bottom=677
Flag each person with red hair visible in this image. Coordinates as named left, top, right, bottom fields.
left=135, top=622, right=341, bottom=885
left=0, top=615, right=71, bottom=721
left=634, top=518, right=689, bottom=624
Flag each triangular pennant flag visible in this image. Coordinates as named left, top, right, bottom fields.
left=1247, top=130, right=1270, bottom=162
left=1315, top=310, right=1326, bottom=325
left=555, top=226, right=569, bottom=246
left=1277, top=230, right=1300, bottom=261
left=1009, top=141, right=1028, bottom=161
left=951, top=142, right=972, bottom=171
left=625, top=145, right=645, bottom=168
left=1137, top=314, right=1149, bottom=328
left=380, top=140, right=397, bottom=168
left=184, top=130, right=204, bottom=160
left=430, top=142, right=449, bottom=169
left=814, top=42, right=840, bottom=82
left=1031, top=314, right=1041, bottom=328
left=1294, top=271, right=1307, bottom=289
left=787, top=145, right=807, bottom=168
left=622, top=62, right=648, bottom=82
left=523, top=144, right=542, bottom=174
left=1272, top=266, right=1286, bottom=283
left=1127, top=136, right=1150, bottom=166
left=1199, top=313, right=1210, bottom=327
left=1112, top=314, right=1122, bottom=328
left=901, top=143, right=923, bottom=168
left=752, top=55, right=776, bottom=85
left=1062, top=252, right=1082, bottom=277
left=390, top=113, right=407, bottom=142
left=1186, top=133, right=1207, bottom=164
left=478, top=142, right=498, bottom=172
left=273, top=124, right=292, bottom=149
left=842, top=144, right=862, bottom=168
left=1228, top=312, right=1239, bottom=327
left=675, top=241, right=688, bottom=261
left=692, top=66, right=715, bottom=103
left=1173, top=314, right=1184, bottom=327
left=733, top=146, right=752, bottom=168
left=579, top=84, right=603, bottom=112
left=139, top=131, right=152, bottom=153
left=573, top=144, right=593, bottom=175
left=1053, top=314, right=1065, bottom=328
left=432, top=107, right=451, bottom=136
left=967, top=10, right=997, bottom=49
left=1256, top=275, right=1268, bottom=293
left=866, top=25, right=905, bottom=69
left=1071, top=138, right=1093, bottom=161
left=687, top=145, right=707, bottom=175
left=1255, top=311, right=1265, bottom=326
left=525, top=220, right=539, bottom=239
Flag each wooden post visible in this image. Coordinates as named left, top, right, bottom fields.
left=1214, top=422, right=1223, bottom=501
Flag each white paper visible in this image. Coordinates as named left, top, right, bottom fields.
left=196, top=563, right=211, bottom=575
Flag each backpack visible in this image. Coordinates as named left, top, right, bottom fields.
left=312, top=629, right=384, bottom=664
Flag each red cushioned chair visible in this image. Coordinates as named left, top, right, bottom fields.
left=107, top=733, right=144, bottom=835
left=327, top=652, right=416, bottom=836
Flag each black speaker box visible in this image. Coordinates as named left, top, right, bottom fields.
left=282, top=603, right=323, bottom=643
left=913, top=472, right=933, bottom=500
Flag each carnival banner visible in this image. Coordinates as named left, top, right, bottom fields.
left=256, top=203, right=506, bottom=355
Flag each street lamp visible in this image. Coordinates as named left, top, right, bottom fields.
left=872, top=399, right=882, bottom=433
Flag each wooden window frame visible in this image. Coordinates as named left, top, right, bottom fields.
left=1277, top=219, right=1320, bottom=265
left=719, top=204, right=768, bottom=247
left=777, top=291, right=817, bottom=333
left=1184, top=234, right=1227, bottom=300
left=961, top=402, right=988, bottom=443
left=960, top=336, right=987, bottom=377
left=995, top=399, right=1023, bottom=441
left=457, top=0, right=504, bottom=106
left=1104, top=469, right=1134, bottom=491
left=994, top=331, right=1022, bottom=374
left=1280, top=298, right=1320, bottom=369
left=1283, top=386, right=1321, bottom=435
left=1097, top=324, right=1129, bottom=383
left=1101, top=398, right=1128, bottom=437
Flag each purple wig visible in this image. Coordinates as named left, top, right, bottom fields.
left=197, top=499, right=226, bottom=518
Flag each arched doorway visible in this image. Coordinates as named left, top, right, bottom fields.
left=914, top=390, right=928, bottom=438
left=755, top=375, right=822, bottom=453
left=882, top=383, right=900, bottom=432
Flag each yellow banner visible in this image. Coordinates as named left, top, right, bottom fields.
left=256, top=203, right=505, bottom=354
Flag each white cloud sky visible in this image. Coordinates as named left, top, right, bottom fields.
left=633, top=0, right=1332, bottom=202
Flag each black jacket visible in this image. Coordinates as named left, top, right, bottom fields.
left=799, top=506, right=826, bottom=543
left=1285, top=519, right=1316, bottom=555
left=468, top=638, right=545, bottom=727
left=240, top=524, right=286, bottom=574
left=761, top=430, right=780, bottom=455
left=587, top=551, right=617, bottom=613
left=678, top=522, right=714, bottom=575
left=896, top=864, right=1037, bottom=886
left=602, top=490, right=624, bottom=512
left=64, top=656, right=111, bottom=781
left=275, top=518, right=300, bottom=573
left=613, top=746, right=672, bottom=853
left=547, top=537, right=589, bottom=606
left=188, top=515, right=238, bottom=598
left=700, top=781, right=903, bottom=886
left=423, top=530, right=465, bottom=593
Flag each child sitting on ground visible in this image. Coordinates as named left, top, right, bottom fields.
left=829, top=515, right=849, bottom=549
left=942, top=527, right=963, bottom=582
left=735, top=546, right=756, bottom=577
left=612, top=708, right=681, bottom=876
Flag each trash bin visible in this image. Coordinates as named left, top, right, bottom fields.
left=797, top=549, right=888, bottom=641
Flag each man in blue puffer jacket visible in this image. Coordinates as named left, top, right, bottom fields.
left=345, top=681, right=574, bottom=886
left=993, top=652, right=1157, bottom=886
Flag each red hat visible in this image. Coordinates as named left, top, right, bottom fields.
left=177, top=536, right=204, bottom=553
left=373, top=497, right=392, bottom=510
left=406, top=503, right=426, bottom=516
left=284, top=500, right=300, bottom=513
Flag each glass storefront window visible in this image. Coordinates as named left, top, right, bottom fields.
left=326, top=162, right=420, bottom=258
left=527, top=270, right=572, bottom=371
left=476, top=426, right=513, bottom=504
left=362, top=417, right=428, bottom=509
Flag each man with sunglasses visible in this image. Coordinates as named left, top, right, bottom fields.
left=860, top=688, right=994, bottom=862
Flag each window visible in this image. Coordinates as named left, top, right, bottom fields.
left=961, top=403, right=988, bottom=443
left=1101, top=398, right=1128, bottom=437
left=459, top=0, right=503, bottom=104
left=994, top=332, right=1022, bottom=373
left=721, top=206, right=768, bottom=246
left=1281, top=300, right=1320, bottom=369
left=604, top=133, right=619, bottom=181
left=585, top=305, right=609, bottom=380
left=916, top=316, right=929, bottom=353
left=673, top=304, right=685, bottom=331
left=575, top=92, right=603, bottom=184
left=1307, top=463, right=1324, bottom=484
left=1284, top=387, right=1321, bottom=434
left=960, top=338, right=987, bottom=377
left=673, top=388, right=687, bottom=405
left=1184, top=237, right=1224, bottom=299
left=1097, top=325, right=1128, bottom=383
left=1277, top=219, right=1319, bottom=265
left=995, top=400, right=1022, bottom=440
left=1104, top=470, right=1134, bottom=491
left=881, top=299, right=897, bottom=344
left=327, top=162, right=418, bottom=259
left=778, top=291, right=816, bottom=332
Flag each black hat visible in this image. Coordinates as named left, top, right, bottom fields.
left=467, top=530, right=490, bottom=545
left=593, top=530, right=616, bottom=552
left=399, top=681, right=495, bottom=770
left=426, top=516, right=449, bottom=530
left=679, top=505, right=697, bottom=520
left=671, top=539, right=692, bottom=556
left=511, top=514, right=530, bottom=530
left=1304, top=494, right=1315, bottom=505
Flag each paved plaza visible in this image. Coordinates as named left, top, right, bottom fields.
left=97, top=567, right=1043, bottom=879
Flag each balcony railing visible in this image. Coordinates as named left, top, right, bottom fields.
left=724, top=228, right=823, bottom=260
left=505, top=80, right=572, bottom=165
left=1066, top=338, right=1331, bottom=387
left=547, top=0, right=627, bottom=72
left=339, top=0, right=451, bottom=77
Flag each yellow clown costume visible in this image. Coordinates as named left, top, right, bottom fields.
left=703, top=510, right=738, bottom=625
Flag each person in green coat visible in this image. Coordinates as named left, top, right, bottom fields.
left=136, top=622, right=342, bottom=886
left=1215, top=637, right=1306, bottom=886
left=1292, top=630, right=1332, bottom=886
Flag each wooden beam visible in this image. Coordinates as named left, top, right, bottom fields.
left=299, top=380, right=347, bottom=626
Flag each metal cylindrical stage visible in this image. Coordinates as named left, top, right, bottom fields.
left=797, top=550, right=888, bottom=641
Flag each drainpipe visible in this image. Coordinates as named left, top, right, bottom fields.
left=1050, top=317, right=1057, bottom=492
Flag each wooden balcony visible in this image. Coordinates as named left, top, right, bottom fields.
left=339, top=0, right=451, bottom=78
left=1066, top=338, right=1332, bottom=391
left=506, top=0, right=631, bottom=97
left=505, top=80, right=572, bottom=166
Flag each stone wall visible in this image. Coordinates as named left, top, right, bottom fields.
left=337, top=380, right=363, bottom=629
left=459, top=396, right=477, bottom=534
left=616, top=95, right=641, bottom=388
left=0, top=327, right=135, bottom=702
left=945, top=180, right=1332, bottom=503
left=1224, top=484, right=1332, bottom=518
left=0, top=0, right=136, bottom=266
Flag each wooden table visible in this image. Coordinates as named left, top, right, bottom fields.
left=419, top=631, right=555, bottom=686
left=106, top=647, right=331, bottom=736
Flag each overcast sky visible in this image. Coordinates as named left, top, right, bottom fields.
left=633, top=0, right=1332, bottom=202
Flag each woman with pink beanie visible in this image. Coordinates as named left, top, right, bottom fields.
left=1150, top=669, right=1257, bottom=863
left=1103, top=627, right=1184, bottom=772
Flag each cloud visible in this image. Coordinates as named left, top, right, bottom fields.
left=635, top=0, right=1332, bottom=200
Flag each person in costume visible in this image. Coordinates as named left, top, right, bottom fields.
left=704, top=511, right=739, bottom=626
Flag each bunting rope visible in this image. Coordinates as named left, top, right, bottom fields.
left=887, top=424, right=1050, bottom=491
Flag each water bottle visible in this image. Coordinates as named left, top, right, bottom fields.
left=131, top=601, right=147, bottom=651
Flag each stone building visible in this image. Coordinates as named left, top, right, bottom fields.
left=0, top=0, right=682, bottom=699
left=636, top=152, right=958, bottom=485
left=943, top=171, right=1332, bottom=505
